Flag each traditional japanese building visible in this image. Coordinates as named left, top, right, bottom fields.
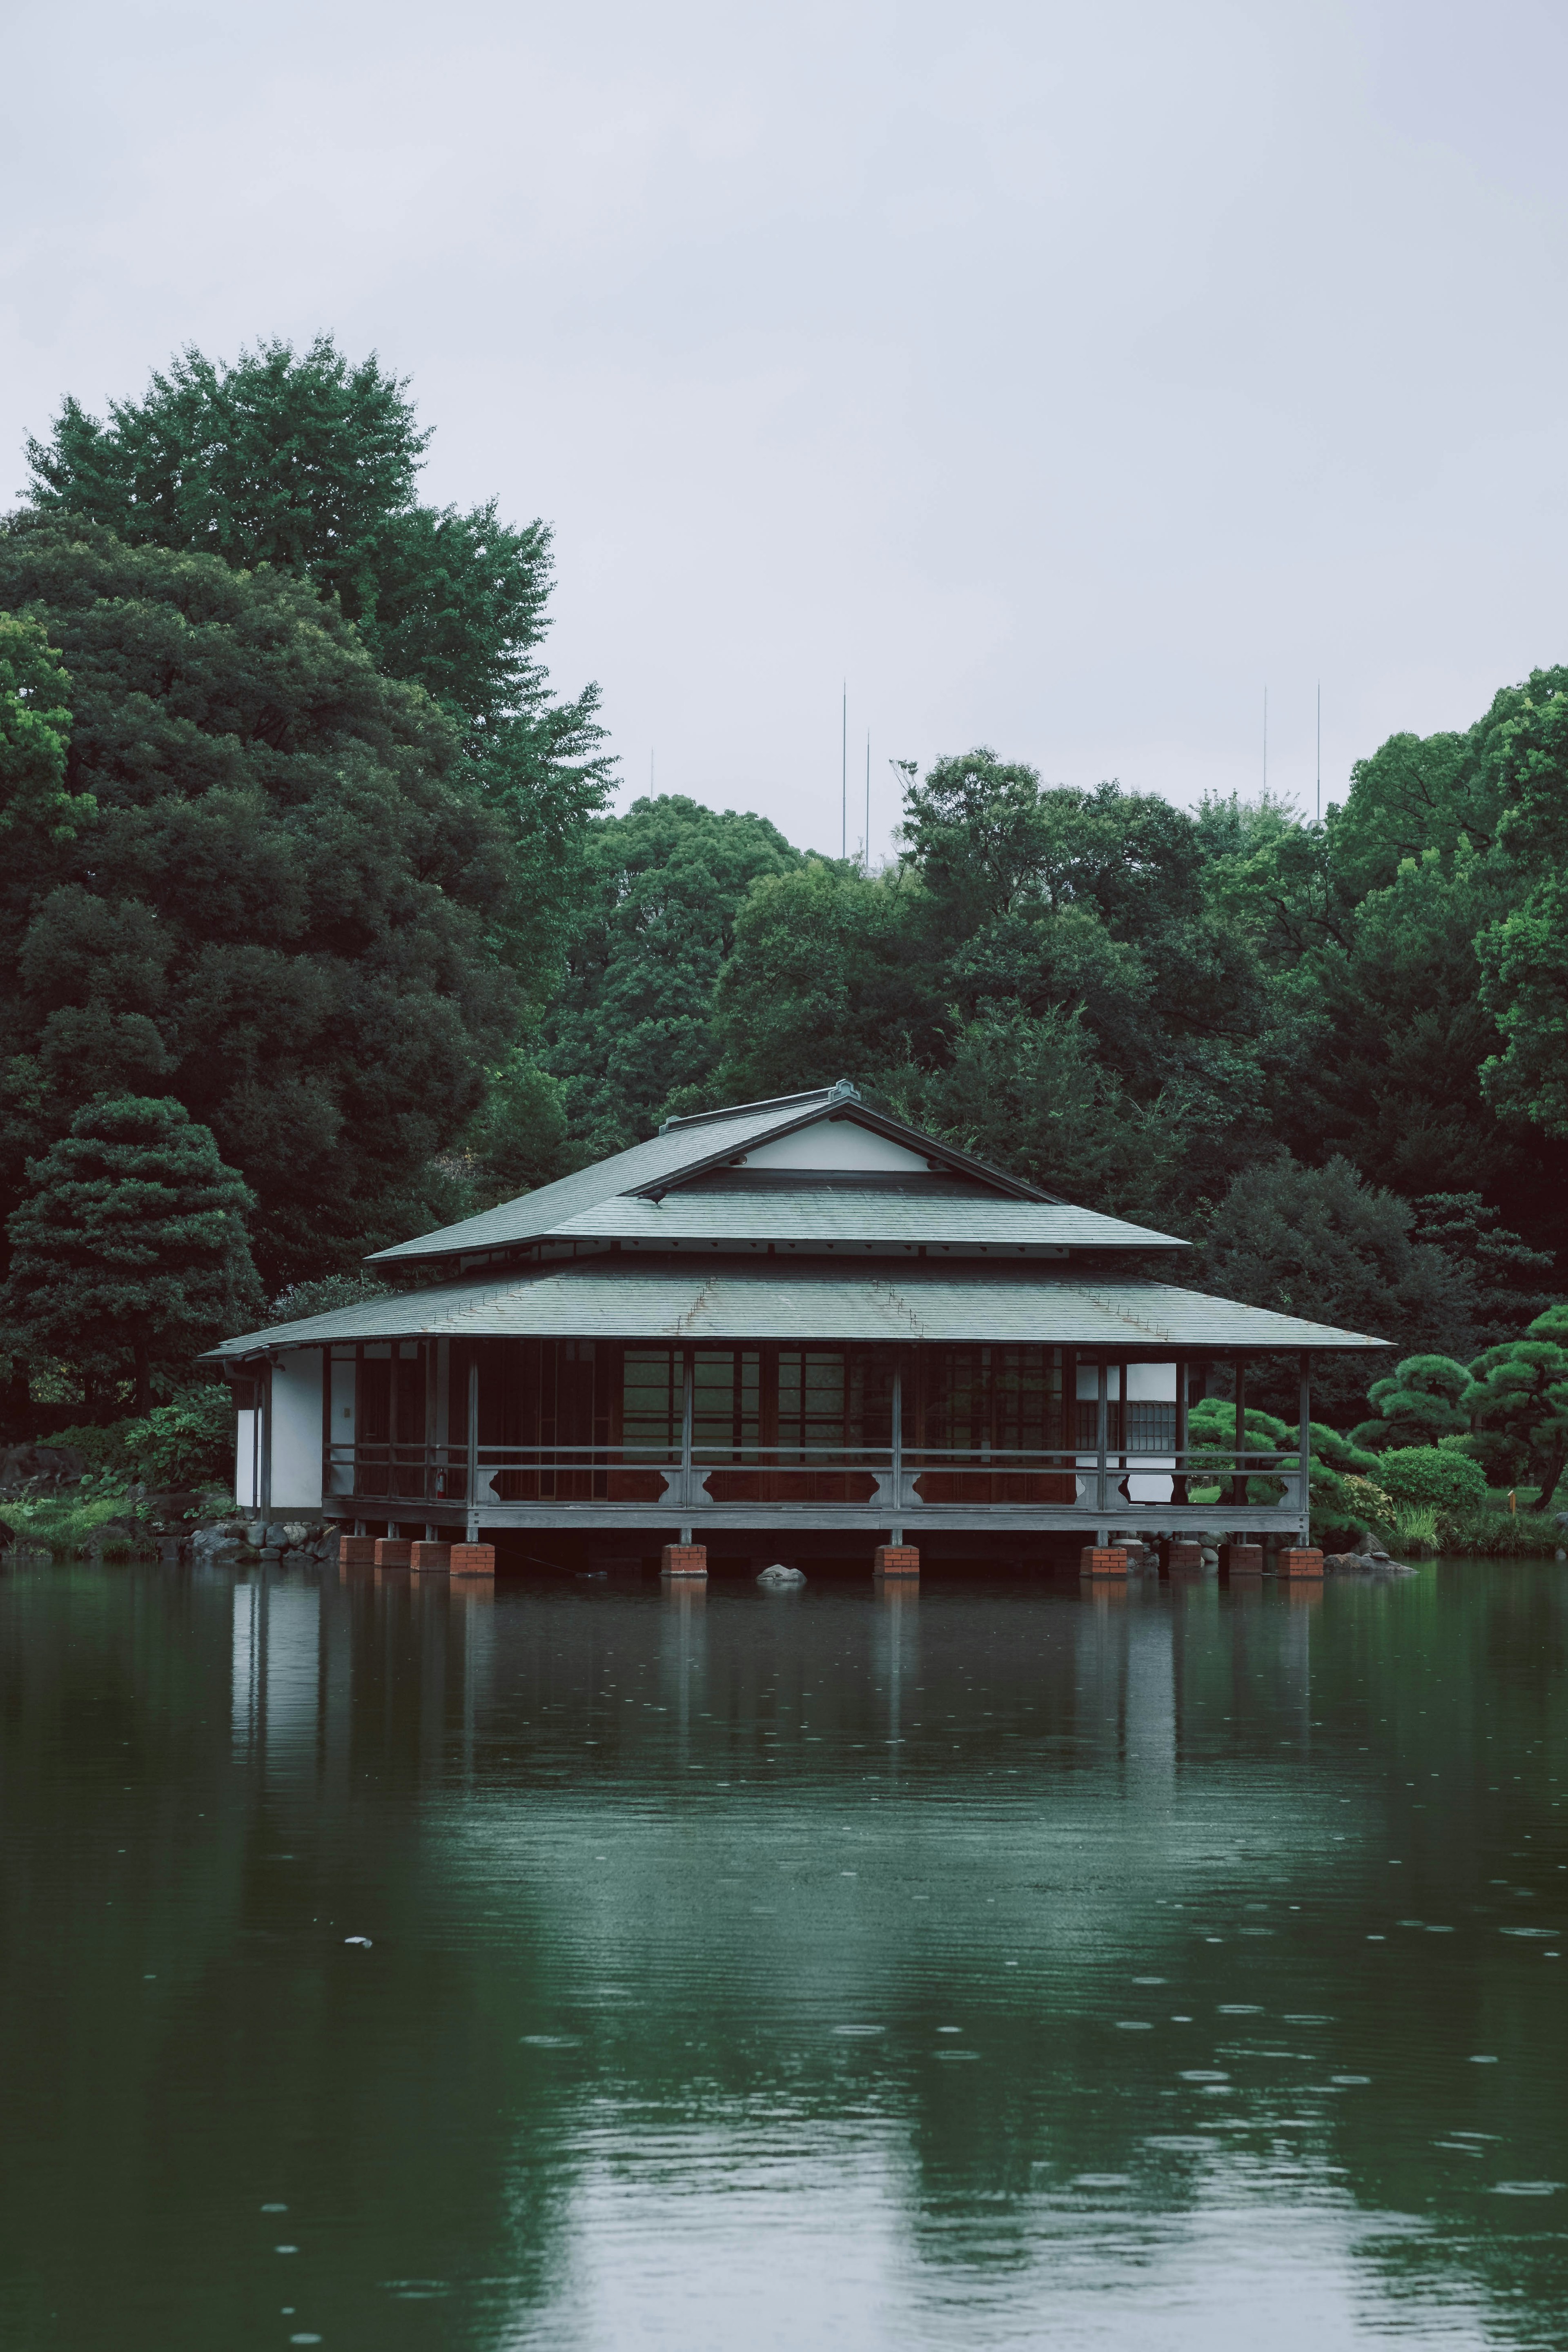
left=208, top=1081, right=1387, bottom=1575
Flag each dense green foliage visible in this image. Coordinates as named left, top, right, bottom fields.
left=1376, top=1446, right=1490, bottom=1512
left=4, top=336, right=1567, bottom=1446
left=540, top=796, right=803, bottom=1157
left=22, top=337, right=615, bottom=999
left=1355, top=1354, right=1472, bottom=1450
left=51, top=1385, right=234, bottom=1489
left=0, top=521, right=521, bottom=1285
left=1461, top=1309, right=1568, bottom=1501
left=2, top=1097, right=258, bottom=1411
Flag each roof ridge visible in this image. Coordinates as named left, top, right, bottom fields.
left=661, top=1080, right=854, bottom=1133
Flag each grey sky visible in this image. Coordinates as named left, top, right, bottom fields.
left=5, top=0, right=1566, bottom=860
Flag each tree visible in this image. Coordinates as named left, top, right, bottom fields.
left=875, top=1002, right=1184, bottom=1222
left=1353, top=1354, right=1473, bottom=1452
left=1461, top=1306, right=1568, bottom=1502
left=1409, top=1196, right=1557, bottom=1333
left=2, top=1097, right=259, bottom=1412
left=441, top=1050, right=576, bottom=1209
left=1471, top=671, right=1568, bottom=1138
left=21, top=336, right=615, bottom=996
left=0, top=613, right=82, bottom=851
left=712, top=861, right=940, bottom=1107
left=1194, top=1154, right=1481, bottom=1420
left=543, top=797, right=804, bottom=1155
left=0, top=520, right=522, bottom=1286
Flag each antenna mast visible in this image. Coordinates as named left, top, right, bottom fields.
left=841, top=683, right=847, bottom=860
left=1316, top=681, right=1321, bottom=824
left=864, top=731, right=871, bottom=871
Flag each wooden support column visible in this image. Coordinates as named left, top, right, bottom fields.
left=258, top=1360, right=273, bottom=1521
left=889, top=1354, right=904, bottom=1546
left=1095, top=1357, right=1109, bottom=1546
left=1298, top=1350, right=1312, bottom=1544
left=679, top=1346, right=695, bottom=1544
left=1172, top=1357, right=1189, bottom=1505
left=1231, top=1355, right=1247, bottom=1533
left=464, top=1350, right=479, bottom=1543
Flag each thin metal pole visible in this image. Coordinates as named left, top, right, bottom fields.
left=1096, top=1358, right=1109, bottom=1545
left=1298, top=1351, right=1312, bottom=1543
left=1315, top=683, right=1321, bottom=824
left=465, top=1351, right=479, bottom=1541
left=1263, top=686, right=1268, bottom=795
left=841, top=683, right=847, bottom=859
left=864, top=730, right=871, bottom=871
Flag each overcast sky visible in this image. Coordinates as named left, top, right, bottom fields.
left=5, top=0, right=1566, bottom=860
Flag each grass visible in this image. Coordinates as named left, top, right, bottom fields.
left=1442, top=1509, right=1564, bottom=1558
left=0, top=1493, right=151, bottom=1557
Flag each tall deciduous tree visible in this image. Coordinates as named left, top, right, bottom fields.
left=2, top=1096, right=259, bottom=1412
left=21, top=336, right=615, bottom=996
left=0, top=521, right=521, bottom=1285
left=542, top=797, right=804, bottom=1156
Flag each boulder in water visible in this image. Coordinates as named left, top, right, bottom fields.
left=757, top=1563, right=806, bottom=1588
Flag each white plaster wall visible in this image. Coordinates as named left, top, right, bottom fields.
left=271, top=1350, right=324, bottom=1510
left=234, top=1407, right=258, bottom=1508
left=742, top=1121, right=929, bottom=1172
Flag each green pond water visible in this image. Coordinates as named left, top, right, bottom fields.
left=2, top=1557, right=1566, bottom=2351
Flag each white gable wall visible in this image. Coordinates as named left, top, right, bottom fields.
left=741, top=1120, right=931, bottom=1173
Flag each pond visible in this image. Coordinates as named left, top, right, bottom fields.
left=1, top=1558, right=1565, bottom=2351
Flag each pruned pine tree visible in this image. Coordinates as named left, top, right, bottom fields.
left=3, top=1096, right=259, bottom=1414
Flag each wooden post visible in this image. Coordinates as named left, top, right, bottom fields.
left=680, top=1345, right=694, bottom=1530
left=1232, top=1356, right=1246, bottom=1530
left=1297, top=1351, right=1312, bottom=1544
left=465, top=1350, right=479, bottom=1543
left=890, top=1354, right=904, bottom=1546
left=1173, top=1356, right=1189, bottom=1506
left=259, top=1360, right=273, bottom=1521
left=1095, top=1357, right=1109, bottom=1546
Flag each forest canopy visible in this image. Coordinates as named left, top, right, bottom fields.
left=1, top=334, right=1564, bottom=1422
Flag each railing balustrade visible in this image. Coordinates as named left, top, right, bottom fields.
left=325, top=1439, right=1306, bottom=1516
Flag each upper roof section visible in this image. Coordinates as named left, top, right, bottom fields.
left=370, top=1080, right=1188, bottom=1272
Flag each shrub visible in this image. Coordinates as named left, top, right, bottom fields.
left=1343, top=1473, right=1397, bottom=1537
left=48, top=1385, right=233, bottom=1491
left=119, top=1386, right=234, bottom=1489
left=48, top=1422, right=136, bottom=1477
left=1442, top=1509, right=1564, bottom=1558
left=1378, top=1446, right=1490, bottom=1512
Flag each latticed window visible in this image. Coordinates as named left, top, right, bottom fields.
left=919, top=1347, right=1064, bottom=1460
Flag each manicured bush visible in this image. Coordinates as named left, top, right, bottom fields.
left=1378, top=1445, right=1490, bottom=1512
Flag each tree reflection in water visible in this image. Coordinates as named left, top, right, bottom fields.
left=1, top=1558, right=1564, bottom=2349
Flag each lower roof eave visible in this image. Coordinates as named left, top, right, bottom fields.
left=203, top=1258, right=1391, bottom=1360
